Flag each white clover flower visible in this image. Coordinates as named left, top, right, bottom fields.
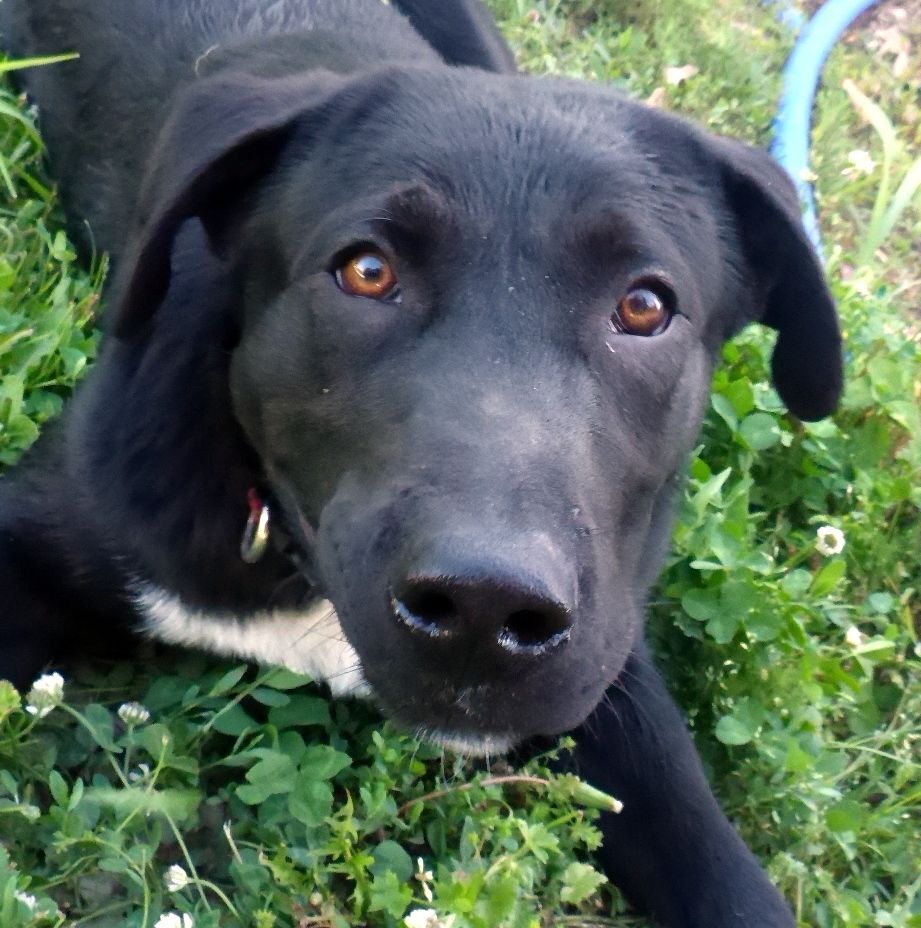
left=846, top=149, right=876, bottom=175
left=154, top=913, right=193, bottom=928
left=128, top=763, right=151, bottom=783
left=415, top=856, right=434, bottom=902
left=15, top=891, right=37, bottom=911
left=845, top=625, right=866, bottom=648
left=816, top=525, right=846, bottom=556
left=25, top=672, right=64, bottom=718
left=118, top=701, right=151, bottom=726
left=664, top=63, right=699, bottom=86
left=29, top=672, right=63, bottom=700
left=404, top=911, right=438, bottom=928
left=163, top=864, right=190, bottom=892
left=404, top=910, right=455, bottom=928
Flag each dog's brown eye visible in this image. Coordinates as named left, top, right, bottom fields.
left=612, top=285, right=673, bottom=336
left=335, top=250, right=399, bottom=301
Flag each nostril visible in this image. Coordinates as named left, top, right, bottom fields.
left=391, top=564, right=575, bottom=655
left=500, top=606, right=572, bottom=655
left=403, top=589, right=456, bottom=623
left=392, top=586, right=457, bottom=637
left=504, top=609, right=553, bottom=646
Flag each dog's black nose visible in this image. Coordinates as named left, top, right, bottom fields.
left=391, top=565, right=574, bottom=656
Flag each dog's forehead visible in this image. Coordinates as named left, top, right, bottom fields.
left=325, top=72, right=666, bottom=192
left=279, top=68, right=723, bottom=269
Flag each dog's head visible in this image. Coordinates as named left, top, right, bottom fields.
left=111, top=66, right=841, bottom=750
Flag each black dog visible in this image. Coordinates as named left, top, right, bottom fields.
left=0, top=1, right=841, bottom=924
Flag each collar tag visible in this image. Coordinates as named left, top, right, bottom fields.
left=241, top=488, right=271, bottom=564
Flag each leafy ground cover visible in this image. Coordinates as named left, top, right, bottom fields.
left=1, top=1, right=919, bottom=926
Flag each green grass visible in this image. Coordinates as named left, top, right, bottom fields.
left=0, top=84, right=101, bottom=466
left=1, top=1, right=919, bottom=926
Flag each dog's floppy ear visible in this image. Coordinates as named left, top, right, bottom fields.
left=707, top=136, right=842, bottom=421
left=390, top=0, right=516, bottom=73
left=111, top=71, right=345, bottom=339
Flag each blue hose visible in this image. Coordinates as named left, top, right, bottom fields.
left=770, top=0, right=879, bottom=255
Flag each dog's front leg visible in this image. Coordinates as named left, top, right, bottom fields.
left=570, top=642, right=795, bottom=928
left=0, top=567, right=58, bottom=689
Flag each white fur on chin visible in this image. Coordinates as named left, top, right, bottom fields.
left=135, top=585, right=370, bottom=697
left=424, top=730, right=515, bottom=757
